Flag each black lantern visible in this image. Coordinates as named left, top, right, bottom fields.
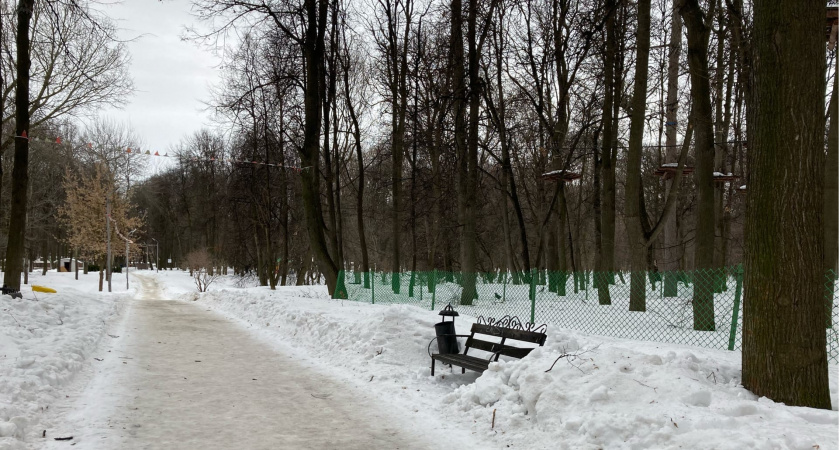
left=434, top=303, right=460, bottom=354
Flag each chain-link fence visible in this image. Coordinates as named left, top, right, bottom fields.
left=334, top=267, right=839, bottom=363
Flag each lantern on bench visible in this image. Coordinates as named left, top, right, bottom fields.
left=434, top=303, right=460, bottom=354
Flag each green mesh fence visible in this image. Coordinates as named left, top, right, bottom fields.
left=335, top=267, right=839, bottom=363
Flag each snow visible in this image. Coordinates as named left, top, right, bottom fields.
left=34, top=275, right=445, bottom=449
left=713, top=172, right=734, bottom=177
left=145, top=271, right=839, bottom=450
left=0, top=271, right=132, bottom=449
left=5, top=269, right=837, bottom=450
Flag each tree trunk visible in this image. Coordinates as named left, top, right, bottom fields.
left=680, top=0, right=716, bottom=331
left=663, top=6, right=683, bottom=297
left=451, top=0, right=471, bottom=304
left=624, top=0, right=651, bottom=312
left=597, top=0, right=618, bottom=305
left=826, top=50, right=838, bottom=275
left=742, top=0, right=830, bottom=409
left=3, top=0, right=35, bottom=291
left=300, top=0, right=339, bottom=295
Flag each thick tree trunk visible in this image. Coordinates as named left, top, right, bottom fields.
left=826, top=51, right=838, bottom=275
left=624, top=0, right=651, bottom=312
left=680, top=0, right=716, bottom=331
left=742, top=0, right=830, bottom=409
left=3, top=0, right=35, bottom=291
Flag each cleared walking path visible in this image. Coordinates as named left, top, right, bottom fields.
left=39, top=276, right=433, bottom=450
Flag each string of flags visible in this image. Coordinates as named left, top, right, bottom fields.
left=14, top=130, right=310, bottom=173
left=124, top=148, right=311, bottom=172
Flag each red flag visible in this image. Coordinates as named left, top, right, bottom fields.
left=154, top=151, right=160, bottom=156
left=20, top=130, right=27, bottom=139
left=55, top=137, right=62, bottom=144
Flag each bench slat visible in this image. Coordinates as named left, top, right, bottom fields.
left=433, top=354, right=490, bottom=371
left=471, top=323, right=547, bottom=344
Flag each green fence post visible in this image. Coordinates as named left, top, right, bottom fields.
left=727, top=265, right=744, bottom=351
left=530, top=269, right=537, bottom=324
left=585, top=271, right=589, bottom=303
left=529, top=268, right=536, bottom=311
left=371, top=272, right=375, bottom=305
left=420, top=272, right=424, bottom=303
left=408, top=271, right=415, bottom=298
left=431, top=269, right=437, bottom=311
left=335, top=270, right=347, bottom=299
left=502, top=271, right=508, bottom=303
left=827, top=269, right=836, bottom=329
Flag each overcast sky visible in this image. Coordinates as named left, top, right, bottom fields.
left=97, top=0, right=222, bottom=153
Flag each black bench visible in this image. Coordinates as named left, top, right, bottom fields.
left=428, top=317, right=547, bottom=376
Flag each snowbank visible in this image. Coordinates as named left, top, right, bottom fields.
left=0, top=271, right=128, bottom=449
left=160, top=273, right=838, bottom=450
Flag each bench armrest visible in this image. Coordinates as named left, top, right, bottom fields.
left=427, top=334, right=471, bottom=357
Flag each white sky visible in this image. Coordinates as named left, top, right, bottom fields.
left=97, top=0, right=222, bottom=153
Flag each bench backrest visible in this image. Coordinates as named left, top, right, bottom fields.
left=464, top=322, right=547, bottom=360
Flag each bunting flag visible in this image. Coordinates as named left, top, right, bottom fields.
left=122, top=147, right=308, bottom=172
left=15, top=132, right=309, bottom=173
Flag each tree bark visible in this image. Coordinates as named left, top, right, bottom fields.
left=3, top=0, right=35, bottom=291
left=663, top=6, right=683, bottom=297
left=300, top=0, right=339, bottom=295
left=826, top=50, right=838, bottom=275
left=679, top=0, right=716, bottom=331
left=597, top=0, right=618, bottom=305
left=624, top=0, right=651, bottom=312
left=742, top=0, right=830, bottom=409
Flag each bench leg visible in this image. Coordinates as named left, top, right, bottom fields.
left=431, top=358, right=435, bottom=376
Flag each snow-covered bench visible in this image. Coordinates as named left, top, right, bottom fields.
left=428, top=317, right=547, bottom=376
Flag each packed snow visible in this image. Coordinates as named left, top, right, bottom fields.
left=2, top=269, right=837, bottom=449
left=149, top=270, right=839, bottom=450
left=0, top=271, right=131, bottom=449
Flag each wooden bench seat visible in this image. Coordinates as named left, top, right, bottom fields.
left=428, top=319, right=547, bottom=376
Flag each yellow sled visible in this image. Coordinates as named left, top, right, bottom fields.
left=32, top=285, right=56, bottom=293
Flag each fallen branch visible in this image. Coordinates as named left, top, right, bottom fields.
left=633, top=379, right=657, bottom=393
left=545, top=345, right=601, bottom=373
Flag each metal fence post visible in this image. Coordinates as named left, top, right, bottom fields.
left=727, top=265, right=743, bottom=351
left=502, top=271, right=507, bottom=303
left=371, top=272, right=375, bottom=305
left=431, top=269, right=437, bottom=311
left=529, top=268, right=537, bottom=322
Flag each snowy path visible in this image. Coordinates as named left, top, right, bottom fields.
left=37, top=276, right=434, bottom=450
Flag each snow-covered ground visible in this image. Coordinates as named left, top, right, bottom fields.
left=145, top=270, right=839, bottom=450
left=3, top=268, right=837, bottom=449
left=0, top=271, right=133, bottom=449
